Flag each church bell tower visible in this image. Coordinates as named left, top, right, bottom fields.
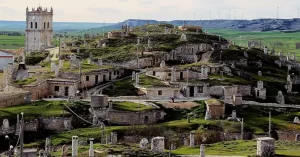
left=25, top=6, right=53, bottom=52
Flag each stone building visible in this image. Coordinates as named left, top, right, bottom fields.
left=25, top=6, right=53, bottom=52
left=146, top=66, right=208, bottom=82
left=94, top=109, right=166, bottom=125
left=138, top=86, right=181, bottom=99
left=178, top=25, right=202, bottom=32
left=21, top=68, right=125, bottom=100
left=107, top=31, right=122, bottom=38
left=255, top=81, right=266, bottom=100
left=0, top=91, right=31, bottom=108
left=169, top=44, right=212, bottom=63
left=205, top=99, right=225, bottom=119
left=0, top=50, right=14, bottom=71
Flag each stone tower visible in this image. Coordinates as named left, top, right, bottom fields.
left=25, top=6, right=53, bottom=52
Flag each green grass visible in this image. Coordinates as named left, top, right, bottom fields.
left=0, top=35, right=24, bottom=49
left=172, top=140, right=300, bottom=156
left=13, top=77, right=37, bottom=85
left=0, top=100, right=68, bottom=121
left=113, top=101, right=154, bottom=112
left=208, top=29, right=300, bottom=56
left=48, top=126, right=127, bottom=146
left=102, top=77, right=139, bottom=97
left=139, top=74, right=169, bottom=88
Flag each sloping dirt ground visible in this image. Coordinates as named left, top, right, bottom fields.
left=159, top=101, right=200, bottom=109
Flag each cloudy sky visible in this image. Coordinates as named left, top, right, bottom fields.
left=1, top=0, right=300, bottom=22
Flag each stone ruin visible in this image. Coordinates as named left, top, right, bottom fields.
left=111, top=132, right=118, bottom=144
left=50, top=61, right=60, bottom=77
left=151, top=137, right=165, bottom=152
left=258, top=71, right=262, bottom=76
left=2, top=119, right=9, bottom=131
left=200, top=144, right=205, bottom=157
left=61, top=145, right=69, bottom=157
left=204, top=110, right=211, bottom=120
left=160, top=60, right=166, bottom=68
left=190, top=131, right=195, bottom=147
left=3, top=64, right=13, bottom=87
left=72, top=136, right=79, bottom=157
left=295, top=134, right=300, bottom=141
left=294, top=117, right=299, bottom=124
left=70, top=54, right=80, bottom=70
left=89, top=138, right=94, bottom=157
left=285, top=75, right=293, bottom=93
left=171, top=67, right=177, bottom=82
left=139, top=138, right=149, bottom=149
left=264, top=46, right=268, bottom=55
left=132, top=71, right=136, bottom=81
left=255, top=81, right=266, bottom=100
left=148, top=38, right=152, bottom=49
left=180, top=34, right=187, bottom=41
left=257, top=137, right=275, bottom=157
left=227, top=110, right=238, bottom=121
left=276, top=91, right=285, bottom=105
left=135, top=73, right=140, bottom=86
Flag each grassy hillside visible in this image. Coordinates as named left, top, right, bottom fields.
left=0, top=35, right=24, bottom=49
left=208, top=29, right=300, bottom=56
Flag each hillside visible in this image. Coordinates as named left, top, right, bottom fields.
left=0, top=21, right=115, bottom=32
left=87, top=18, right=300, bottom=33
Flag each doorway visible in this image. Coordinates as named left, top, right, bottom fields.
left=95, top=75, right=99, bottom=84
left=180, top=72, right=184, bottom=80
left=109, top=72, right=112, bottom=80
left=65, top=86, right=69, bottom=96
left=103, top=75, right=106, bottom=82
left=189, top=86, right=195, bottom=97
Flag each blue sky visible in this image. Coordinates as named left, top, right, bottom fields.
left=0, top=0, right=300, bottom=22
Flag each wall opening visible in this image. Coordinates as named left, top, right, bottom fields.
left=35, top=22, right=37, bottom=29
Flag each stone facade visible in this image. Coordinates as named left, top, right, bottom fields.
left=48, top=79, right=78, bottom=98
left=256, top=137, right=275, bottom=157
left=170, top=44, right=213, bottom=63
left=0, top=91, right=31, bottom=108
left=151, top=137, right=165, bottom=152
left=146, top=66, right=208, bottom=81
left=139, top=87, right=181, bottom=99
left=38, top=117, right=72, bottom=131
left=0, top=50, right=14, bottom=71
left=205, top=99, right=225, bottom=119
left=94, top=109, right=165, bottom=125
left=25, top=6, right=53, bottom=52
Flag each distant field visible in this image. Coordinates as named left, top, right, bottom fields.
left=0, top=35, right=24, bottom=49
left=208, top=29, right=300, bottom=56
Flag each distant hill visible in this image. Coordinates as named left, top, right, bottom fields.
left=86, top=18, right=300, bottom=32
left=0, top=21, right=115, bottom=32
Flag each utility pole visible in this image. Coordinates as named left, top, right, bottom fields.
left=20, top=112, right=24, bottom=157
left=58, top=37, right=61, bottom=60
left=229, top=10, right=231, bottom=20
left=277, top=7, right=279, bottom=19
left=242, top=13, right=244, bottom=20
left=210, top=12, right=211, bottom=20
left=194, top=12, right=195, bottom=21
left=269, top=111, right=271, bottom=137
left=219, top=12, right=221, bottom=20
left=241, top=118, right=244, bottom=140
left=298, top=9, right=299, bottom=18
left=234, top=11, right=236, bottom=20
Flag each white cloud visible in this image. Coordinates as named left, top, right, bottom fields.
left=0, top=0, right=299, bottom=22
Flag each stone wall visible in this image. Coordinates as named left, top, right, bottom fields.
left=95, top=109, right=165, bottom=125
left=171, top=44, right=212, bottom=63
left=0, top=92, right=31, bottom=108
left=22, top=80, right=49, bottom=100
left=208, top=86, right=223, bottom=96
left=107, top=58, right=155, bottom=69
left=79, top=69, right=124, bottom=88
left=48, top=80, right=78, bottom=98
left=38, top=117, right=72, bottom=131
left=141, top=87, right=181, bottom=99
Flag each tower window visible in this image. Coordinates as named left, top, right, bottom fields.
left=35, top=22, right=37, bottom=29
left=30, top=22, right=33, bottom=28
left=44, top=22, right=46, bottom=29
left=47, top=22, right=49, bottom=28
